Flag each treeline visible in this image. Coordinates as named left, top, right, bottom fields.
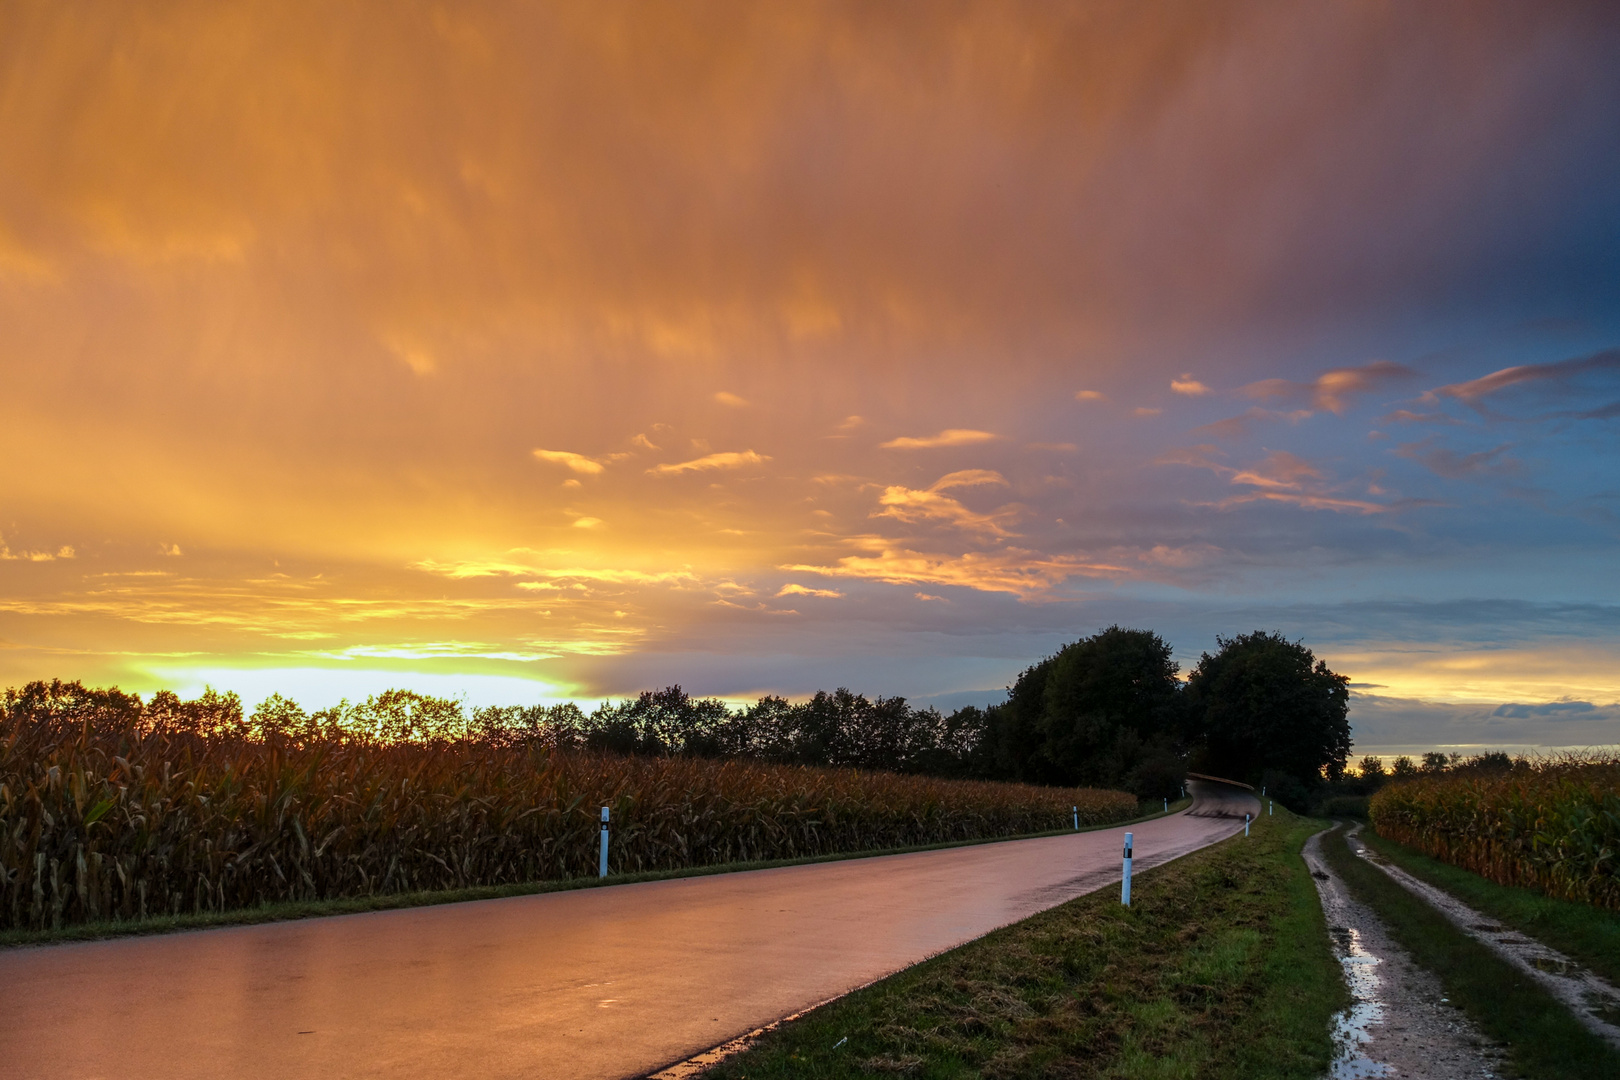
left=2, top=625, right=1353, bottom=803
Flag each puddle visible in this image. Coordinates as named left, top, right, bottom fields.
left=1326, top=925, right=1393, bottom=1079
left=1531, top=956, right=1580, bottom=977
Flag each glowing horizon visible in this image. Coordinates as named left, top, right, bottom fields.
left=3, top=2, right=1619, bottom=756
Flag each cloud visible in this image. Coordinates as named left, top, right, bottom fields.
left=1394, top=437, right=1520, bottom=479
left=1243, top=360, right=1418, bottom=415
left=1424, top=348, right=1620, bottom=417
left=1228, top=450, right=1321, bottom=490
left=783, top=545, right=1127, bottom=598
left=1171, top=375, right=1211, bottom=395
left=1074, top=390, right=1105, bottom=402
left=776, top=583, right=843, bottom=598
left=533, top=448, right=606, bottom=475
left=1162, top=447, right=1393, bottom=514
left=631, top=433, right=662, bottom=451
left=929, top=469, right=1009, bottom=491
left=874, top=485, right=1016, bottom=537
left=647, top=449, right=770, bottom=475
left=880, top=429, right=1002, bottom=449
left=714, top=391, right=749, bottom=407
left=572, top=517, right=604, bottom=529
left=1492, top=700, right=1597, bottom=719
left=1133, top=407, right=1162, bottom=417
left=1194, top=407, right=1313, bottom=440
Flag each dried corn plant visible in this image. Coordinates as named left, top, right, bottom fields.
left=1370, top=754, right=1620, bottom=909
left=1, top=681, right=1136, bottom=931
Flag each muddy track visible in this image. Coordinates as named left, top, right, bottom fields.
left=1304, top=828, right=1508, bottom=1079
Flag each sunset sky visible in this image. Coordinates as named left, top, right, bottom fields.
left=3, top=1, right=1618, bottom=754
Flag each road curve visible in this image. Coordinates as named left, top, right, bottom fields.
left=0, top=783, right=1257, bottom=1080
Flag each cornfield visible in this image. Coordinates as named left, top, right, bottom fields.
left=1369, top=755, right=1620, bottom=909
left=0, top=683, right=1135, bottom=932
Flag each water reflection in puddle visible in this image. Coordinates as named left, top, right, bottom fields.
left=1328, top=925, right=1392, bottom=1079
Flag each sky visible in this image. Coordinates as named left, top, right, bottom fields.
left=2, top=1, right=1618, bottom=756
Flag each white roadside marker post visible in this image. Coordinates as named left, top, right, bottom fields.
left=1245, top=812, right=1251, bottom=837
left=1163, top=797, right=1168, bottom=813
left=599, top=806, right=610, bottom=878
left=1269, top=800, right=1274, bottom=816
left=1073, top=806, right=1078, bottom=830
left=1121, top=832, right=1133, bottom=906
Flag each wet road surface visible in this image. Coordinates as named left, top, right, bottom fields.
left=0, top=784, right=1255, bottom=1080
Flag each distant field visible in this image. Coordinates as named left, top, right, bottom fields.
left=1370, top=756, right=1620, bottom=909
left=0, top=693, right=1134, bottom=933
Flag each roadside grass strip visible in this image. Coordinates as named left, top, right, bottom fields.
left=0, top=798, right=1192, bottom=949
left=1360, top=828, right=1620, bottom=988
left=1320, top=824, right=1620, bottom=1080
left=701, top=809, right=1343, bottom=1080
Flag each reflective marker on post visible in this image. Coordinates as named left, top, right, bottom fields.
left=1073, top=805, right=1078, bottom=830
left=1269, top=800, right=1274, bottom=816
left=1121, top=832, right=1133, bottom=906
left=599, top=806, right=610, bottom=878
left=1163, top=797, right=1168, bottom=813
left=1245, top=812, right=1251, bottom=837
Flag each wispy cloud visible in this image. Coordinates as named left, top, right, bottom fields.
left=1162, top=447, right=1392, bottom=514
left=880, top=429, right=1002, bottom=449
left=1394, top=438, right=1520, bottom=479
left=647, top=450, right=770, bottom=475
left=1424, top=348, right=1620, bottom=417
left=714, top=391, right=749, bottom=407
left=533, top=449, right=606, bottom=475
left=1171, top=374, right=1211, bottom=395
left=776, top=583, right=843, bottom=598
left=783, top=545, right=1127, bottom=598
left=1243, top=360, right=1418, bottom=415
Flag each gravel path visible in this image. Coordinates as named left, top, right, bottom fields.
left=1303, top=829, right=1507, bottom=1079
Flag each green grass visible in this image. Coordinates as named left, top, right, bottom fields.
left=1360, top=828, right=1620, bottom=987
left=705, top=808, right=1343, bottom=1079
left=1321, top=825, right=1620, bottom=1080
left=0, top=797, right=1192, bottom=949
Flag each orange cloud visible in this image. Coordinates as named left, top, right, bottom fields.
left=880, top=429, right=1002, bottom=449
left=647, top=450, right=770, bottom=475
left=533, top=449, right=606, bottom=475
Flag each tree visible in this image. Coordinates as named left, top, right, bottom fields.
left=1038, top=626, right=1184, bottom=792
left=984, top=626, right=1187, bottom=794
left=1184, top=631, right=1350, bottom=790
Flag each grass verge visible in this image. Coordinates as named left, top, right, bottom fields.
left=1359, top=827, right=1620, bottom=987
left=1320, top=825, right=1620, bottom=1080
left=0, top=797, right=1191, bottom=950
left=704, top=808, right=1343, bottom=1080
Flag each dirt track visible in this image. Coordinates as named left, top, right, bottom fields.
left=0, top=783, right=1255, bottom=1080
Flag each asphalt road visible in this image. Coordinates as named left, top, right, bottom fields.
left=0, top=783, right=1257, bottom=1080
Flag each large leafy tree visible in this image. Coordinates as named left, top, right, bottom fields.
left=988, top=626, right=1186, bottom=793
left=1184, top=631, right=1351, bottom=786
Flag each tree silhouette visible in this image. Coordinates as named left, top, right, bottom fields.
left=1184, top=630, right=1350, bottom=790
